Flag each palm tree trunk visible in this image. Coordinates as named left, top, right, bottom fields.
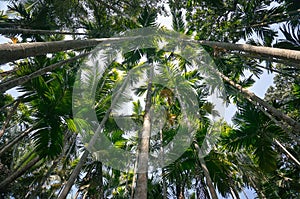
left=0, top=36, right=138, bottom=64
left=0, top=53, right=89, bottom=92
left=248, top=100, right=300, bottom=165
left=131, top=151, right=139, bottom=198
left=0, top=100, right=20, bottom=138
left=195, top=40, right=300, bottom=66
left=133, top=68, right=153, bottom=199
left=0, top=122, right=40, bottom=157
left=98, top=162, right=104, bottom=199
left=0, top=155, right=40, bottom=191
left=194, top=142, right=218, bottom=199
left=58, top=70, right=130, bottom=198
left=0, top=28, right=88, bottom=35
left=2, top=37, right=300, bottom=65
left=274, top=139, right=300, bottom=167
left=215, top=70, right=300, bottom=132
left=29, top=133, right=76, bottom=198
left=160, top=129, right=167, bottom=199
left=58, top=150, right=89, bottom=199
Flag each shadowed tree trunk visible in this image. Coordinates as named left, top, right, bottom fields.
left=0, top=121, right=41, bottom=157
left=133, top=67, right=153, bottom=199
left=58, top=150, right=89, bottom=199
left=215, top=70, right=300, bottom=132
left=0, top=100, right=20, bottom=138
left=0, top=156, right=41, bottom=191
left=0, top=37, right=139, bottom=64
left=1, top=37, right=300, bottom=65
left=194, top=142, right=218, bottom=199
left=195, top=40, right=300, bottom=66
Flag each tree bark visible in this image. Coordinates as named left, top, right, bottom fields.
left=215, top=70, right=300, bottom=132
left=274, top=139, right=300, bottom=167
left=0, top=100, right=20, bottom=138
left=58, top=150, right=89, bottom=199
left=0, top=53, right=88, bottom=92
left=0, top=123, right=40, bottom=157
left=160, top=129, right=167, bottom=199
left=194, top=142, right=218, bottom=199
left=0, top=155, right=40, bottom=191
left=57, top=70, right=130, bottom=198
left=133, top=68, right=153, bottom=199
left=247, top=100, right=300, bottom=165
left=1, top=37, right=300, bottom=66
left=195, top=40, right=300, bottom=66
left=0, top=28, right=88, bottom=36
left=0, top=36, right=138, bottom=64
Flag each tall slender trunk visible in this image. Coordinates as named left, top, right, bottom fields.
left=249, top=100, right=300, bottom=166
left=58, top=150, right=89, bottom=199
left=1, top=37, right=300, bottom=65
left=274, top=139, right=300, bottom=167
left=131, top=151, right=139, bottom=199
left=194, top=142, right=218, bottom=199
left=98, top=162, right=104, bottom=199
left=195, top=40, right=300, bottom=65
left=0, top=121, right=41, bottom=157
left=215, top=70, right=300, bottom=132
left=28, top=133, right=76, bottom=198
left=0, top=28, right=88, bottom=36
left=0, top=100, right=20, bottom=138
left=160, top=129, right=167, bottom=199
left=58, top=70, right=130, bottom=198
left=133, top=68, right=153, bottom=199
left=0, top=155, right=40, bottom=191
left=0, top=53, right=89, bottom=92
left=0, top=36, right=139, bottom=64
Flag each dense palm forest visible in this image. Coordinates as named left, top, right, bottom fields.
left=0, top=0, right=299, bottom=198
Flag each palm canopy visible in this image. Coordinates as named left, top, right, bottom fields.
left=0, top=1, right=299, bottom=198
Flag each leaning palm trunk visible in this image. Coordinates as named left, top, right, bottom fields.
left=0, top=121, right=41, bottom=157
left=194, top=142, right=219, bottom=199
left=0, top=53, right=89, bottom=92
left=194, top=40, right=300, bottom=66
left=58, top=70, right=131, bottom=198
left=215, top=70, right=300, bottom=132
left=0, top=37, right=139, bottom=64
left=58, top=150, right=89, bottom=199
left=160, top=129, right=167, bottom=199
left=248, top=99, right=300, bottom=166
left=133, top=68, right=153, bottom=199
left=0, top=28, right=88, bottom=36
left=1, top=37, right=300, bottom=65
left=0, top=100, right=20, bottom=138
left=0, top=156, right=40, bottom=191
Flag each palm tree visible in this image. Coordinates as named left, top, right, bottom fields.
left=1, top=0, right=300, bottom=198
